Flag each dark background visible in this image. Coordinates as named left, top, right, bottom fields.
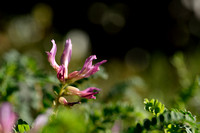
left=0, top=0, right=195, bottom=59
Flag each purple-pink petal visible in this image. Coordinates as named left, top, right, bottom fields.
left=79, top=87, right=100, bottom=99
left=84, top=60, right=107, bottom=77
left=46, top=40, right=59, bottom=71
left=68, top=71, right=79, bottom=78
left=80, top=55, right=97, bottom=74
left=57, top=65, right=65, bottom=82
left=81, top=87, right=101, bottom=93
left=0, top=102, right=17, bottom=133
left=68, top=55, right=107, bottom=82
left=66, top=86, right=100, bottom=99
left=46, top=39, right=73, bottom=82
left=60, top=39, right=72, bottom=78
left=31, top=109, right=52, bottom=133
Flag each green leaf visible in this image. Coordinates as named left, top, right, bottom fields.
left=144, top=98, right=165, bottom=116
left=15, top=119, right=30, bottom=132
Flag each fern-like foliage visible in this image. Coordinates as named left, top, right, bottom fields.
left=14, top=119, right=30, bottom=133
left=127, top=98, right=200, bottom=133
left=144, top=98, right=165, bottom=116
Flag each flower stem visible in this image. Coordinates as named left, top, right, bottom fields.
left=59, top=83, right=68, bottom=96
left=53, top=83, right=69, bottom=108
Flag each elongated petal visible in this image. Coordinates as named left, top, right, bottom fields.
left=68, top=55, right=107, bottom=82
left=81, top=87, right=101, bottom=93
left=80, top=55, right=97, bottom=74
left=84, top=60, right=107, bottom=77
left=0, top=103, right=17, bottom=133
left=68, top=71, right=79, bottom=78
left=79, top=87, right=100, bottom=99
left=66, top=86, right=100, bottom=99
left=46, top=40, right=59, bottom=71
left=60, top=39, right=72, bottom=78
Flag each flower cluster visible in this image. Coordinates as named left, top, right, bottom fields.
left=46, top=39, right=107, bottom=106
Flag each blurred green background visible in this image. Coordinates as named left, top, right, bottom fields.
left=1, top=0, right=200, bottom=132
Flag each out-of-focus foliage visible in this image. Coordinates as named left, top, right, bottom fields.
left=42, top=103, right=135, bottom=133
left=42, top=107, right=87, bottom=133
left=171, top=52, right=200, bottom=110
left=1, top=50, right=200, bottom=132
left=127, top=98, right=199, bottom=133
left=0, top=50, right=58, bottom=123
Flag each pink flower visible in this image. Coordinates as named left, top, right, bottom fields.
left=46, top=39, right=106, bottom=83
left=66, top=86, right=100, bottom=99
left=30, top=109, right=52, bottom=133
left=0, top=102, right=17, bottom=133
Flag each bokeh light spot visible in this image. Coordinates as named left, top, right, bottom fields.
left=101, top=10, right=125, bottom=34
left=65, top=29, right=91, bottom=60
left=7, top=15, right=43, bottom=46
left=32, top=3, right=53, bottom=28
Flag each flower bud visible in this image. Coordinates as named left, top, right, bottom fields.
left=66, top=86, right=81, bottom=95
left=59, top=97, right=68, bottom=105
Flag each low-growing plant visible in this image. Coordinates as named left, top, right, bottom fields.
left=126, top=98, right=200, bottom=133
left=0, top=39, right=200, bottom=133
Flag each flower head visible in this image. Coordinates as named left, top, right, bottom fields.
left=0, top=102, right=17, bottom=133
left=66, top=86, right=100, bottom=99
left=46, top=39, right=106, bottom=83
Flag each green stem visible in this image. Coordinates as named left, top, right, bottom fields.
left=53, top=83, right=69, bottom=108
left=59, top=83, right=68, bottom=96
